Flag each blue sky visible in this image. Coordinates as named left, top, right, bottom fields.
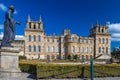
left=0, top=0, right=120, bottom=50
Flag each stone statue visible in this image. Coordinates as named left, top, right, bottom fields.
left=1, top=5, right=20, bottom=47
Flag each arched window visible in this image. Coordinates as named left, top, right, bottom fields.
left=71, top=37, right=74, bottom=42
left=52, top=55, right=54, bottom=59
left=106, top=38, right=108, bottom=44
left=82, top=39, right=84, bottom=44
left=29, top=23, right=31, bottom=28
left=102, top=28, right=104, bottom=33
left=56, top=46, right=59, bottom=53
left=33, top=35, right=36, bottom=42
left=28, top=35, right=31, bottom=42
left=98, top=38, right=101, bottom=44
left=33, top=45, right=36, bottom=52
left=86, top=55, right=88, bottom=60
left=38, top=46, right=41, bottom=53
left=28, top=45, right=31, bottom=52
left=90, top=55, right=92, bottom=59
left=82, top=55, right=84, bottom=61
left=86, top=40, right=88, bottom=44
left=38, top=35, right=41, bottom=42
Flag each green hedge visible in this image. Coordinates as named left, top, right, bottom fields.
left=19, top=63, right=37, bottom=74
left=19, top=62, right=120, bottom=79
left=19, top=56, right=26, bottom=61
left=36, top=64, right=120, bottom=79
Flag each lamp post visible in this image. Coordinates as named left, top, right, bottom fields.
left=90, top=54, right=103, bottom=80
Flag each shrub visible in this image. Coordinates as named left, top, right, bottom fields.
left=19, top=56, right=26, bottom=61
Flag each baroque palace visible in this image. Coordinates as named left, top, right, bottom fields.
left=24, top=15, right=111, bottom=60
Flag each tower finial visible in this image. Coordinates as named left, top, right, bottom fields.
left=27, top=14, right=31, bottom=22
left=39, top=15, right=42, bottom=22
left=96, top=20, right=99, bottom=26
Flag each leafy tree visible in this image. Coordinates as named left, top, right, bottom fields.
left=74, top=55, right=78, bottom=60
left=67, top=55, right=71, bottom=60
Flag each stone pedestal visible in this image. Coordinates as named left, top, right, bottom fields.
left=0, top=47, right=21, bottom=78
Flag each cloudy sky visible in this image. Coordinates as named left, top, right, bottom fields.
left=0, top=0, right=120, bottom=50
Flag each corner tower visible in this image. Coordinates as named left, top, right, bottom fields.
left=24, top=15, right=45, bottom=59
left=90, top=21, right=111, bottom=59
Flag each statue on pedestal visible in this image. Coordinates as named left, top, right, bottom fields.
left=1, top=5, right=20, bottom=47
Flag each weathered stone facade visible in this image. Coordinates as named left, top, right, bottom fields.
left=24, top=16, right=111, bottom=60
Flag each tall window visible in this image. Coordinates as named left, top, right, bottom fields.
left=38, top=46, right=41, bottom=53
left=56, top=46, right=59, bottom=53
left=86, top=47, right=88, bottom=53
left=52, top=55, right=54, bottom=59
left=33, top=45, right=36, bottom=52
left=82, top=40, right=84, bottom=44
left=82, top=55, right=84, bottom=61
left=90, top=40, right=92, bottom=44
left=47, top=46, right=50, bottom=53
left=98, top=38, right=101, bottom=44
left=38, top=35, right=41, bottom=42
left=78, top=47, right=80, bottom=53
left=52, top=39, right=54, bottom=43
left=71, top=46, right=75, bottom=53
left=71, top=37, right=74, bottom=42
left=82, top=47, right=84, bottom=53
left=28, top=35, right=31, bottom=42
left=90, top=47, right=92, bottom=53
left=90, top=55, right=92, bottom=59
left=106, top=47, right=108, bottom=54
left=78, top=39, right=80, bottom=43
left=102, top=38, right=104, bottom=44
left=86, top=55, right=88, bottom=60
left=28, top=45, right=31, bottom=52
left=99, top=47, right=101, bottom=53
left=33, top=35, right=36, bottom=42
left=52, top=46, right=55, bottom=53
left=106, top=38, right=108, bottom=44
left=86, top=40, right=88, bottom=44
left=57, top=39, right=59, bottom=42
left=102, top=47, right=104, bottom=53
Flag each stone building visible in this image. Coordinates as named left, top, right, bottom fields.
left=24, top=16, right=111, bottom=60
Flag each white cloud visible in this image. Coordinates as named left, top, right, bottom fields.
left=108, top=23, right=120, bottom=41
left=0, top=33, right=24, bottom=40
left=0, top=3, right=18, bottom=14
left=0, top=24, right=4, bottom=29
left=0, top=3, right=7, bottom=12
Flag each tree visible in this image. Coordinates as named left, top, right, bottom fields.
left=68, top=55, right=71, bottom=60
left=74, top=55, right=78, bottom=60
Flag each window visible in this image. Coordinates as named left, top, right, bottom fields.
left=52, top=39, right=54, bottom=43
left=56, top=46, right=59, bottom=53
left=106, top=47, right=108, bottom=54
left=52, top=55, right=54, bottom=59
left=78, top=47, right=80, bottom=53
left=90, top=40, right=92, bottom=44
left=57, top=55, right=60, bottom=59
left=102, top=47, right=104, bottom=53
left=33, top=35, right=36, bottom=41
left=28, top=45, right=31, bottom=52
left=33, top=45, right=36, bottom=52
left=82, top=40, right=84, bottom=44
left=52, top=46, right=55, bottom=53
left=71, top=37, right=74, bottom=42
left=33, top=24, right=36, bottom=29
left=90, top=55, right=92, bottom=59
left=47, top=39, right=50, bottom=42
left=38, top=46, right=41, bottom=53
left=82, top=47, right=84, bottom=53
left=86, top=40, right=88, bottom=44
left=78, top=39, right=80, bottom=43
left=57, top=39, right=59, bottom=42
left=102, top=38, right=104, bottom=44
left=38, top=35, right=41, bottom=42
left=71, top=46, right=75, bottom=53
left=82, top=55, right=84, bottom=61
left=86, top=55, right=88, bottom=60
left=47, top=46, right=50, bottom=53
left=29, top=23, right=31, bottom=28
left=28, top=35, right=31, bottom=42
left=90, top=47, right=92, bottom=53
left=86, top=47, right=88, bottom=53
left=98, top=38, right=101, bottom=44
left=99, top=47, right=101, bottom=53
left=106, top=38, right=108, bottom=44
left=62, top=38, right=65, bottom=42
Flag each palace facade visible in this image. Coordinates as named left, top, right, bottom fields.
left=24, top=16, right=111, bottom=60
